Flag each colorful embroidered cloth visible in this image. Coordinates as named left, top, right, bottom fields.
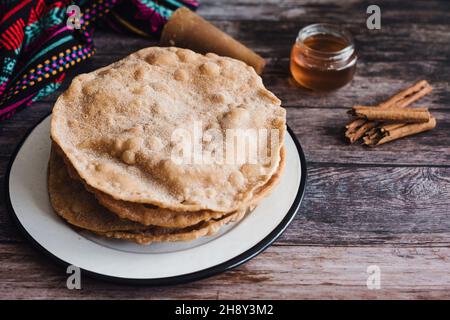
left=0, top=0, right=199, bottom=121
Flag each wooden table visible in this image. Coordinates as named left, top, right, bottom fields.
left=1, top=0, right=449, bottom=299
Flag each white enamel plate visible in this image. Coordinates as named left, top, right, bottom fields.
left=7, top=114, right=306, bottom=284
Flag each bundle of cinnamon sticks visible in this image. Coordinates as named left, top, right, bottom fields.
left=345, top=80, right=436, bottom=146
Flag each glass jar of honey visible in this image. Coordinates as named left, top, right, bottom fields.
left=290, top=23, right=357, bottom=91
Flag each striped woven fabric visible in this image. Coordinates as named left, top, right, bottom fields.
left=0, top=0, right=199, bottom=121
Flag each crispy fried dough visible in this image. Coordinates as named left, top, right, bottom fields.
left=54, top=142, right=285, bottom=228
left=48, top=149, right=146, bottom=232
left=97, top=210, right=246, bottom=245
left=48, top=149, right=245, bottom=244
left=96, top=148, right=285, bottom=228
left=51, top=47, right=286, bottom=212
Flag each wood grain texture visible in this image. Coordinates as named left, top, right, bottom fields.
left=1, top=243, right=449, bottom=299
left=0, top=0, right=449, bottom=299
left=198, top=0, right=450, bottom=24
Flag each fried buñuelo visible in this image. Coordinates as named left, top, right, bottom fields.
left=51, top=47, right=286, bottom=213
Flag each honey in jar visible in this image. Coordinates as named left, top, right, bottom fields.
left=290, top=24, right=357, bottom=91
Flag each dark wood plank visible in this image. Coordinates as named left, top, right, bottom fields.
left=200, top=0, right=450, bottom=25
left=283, top=165, right=450, bottom=246
left=1, top=243, right=450, bottom=299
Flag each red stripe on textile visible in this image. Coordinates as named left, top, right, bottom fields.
left=0, top=34, right=13, bottom=50
left=0, top=0, right=32, bottom=24
left=0, top=19, right=25, bottom=50
left=4, top=28, right=18, bottom=49
left=28, top=0, right=47, bottom=24
left=10, top=19, right=25, bottom=49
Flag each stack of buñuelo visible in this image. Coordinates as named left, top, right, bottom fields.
left=49, top=47, right=286, bottom=245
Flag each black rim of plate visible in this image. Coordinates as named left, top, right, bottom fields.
left=6, top=112, right=307, bottom=286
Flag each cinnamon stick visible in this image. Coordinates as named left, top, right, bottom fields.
left=345, top=80, right=433, bottom=143
left=379, top=122, right=406, bottom=133
left=350, top=106, right=431, bottom=123
left=363, top=123, right=406, bottom=145
left=345, top=118, right=366, bottom=132
left=364, top=117, right=436, bottom=146
left=363, top=128, right=380, bottom=145
left=348, top=121, right=378, bottom=143
left=377, top=80, right=432, bottom=109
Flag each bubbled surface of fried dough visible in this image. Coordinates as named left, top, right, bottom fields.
left=58, top=142, right=285, bottom=228
left=48, top=148, right=246, bottom=244
left=51, top=47, right=286, bottom=212
left=48, top=149, right=147, bottom=232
